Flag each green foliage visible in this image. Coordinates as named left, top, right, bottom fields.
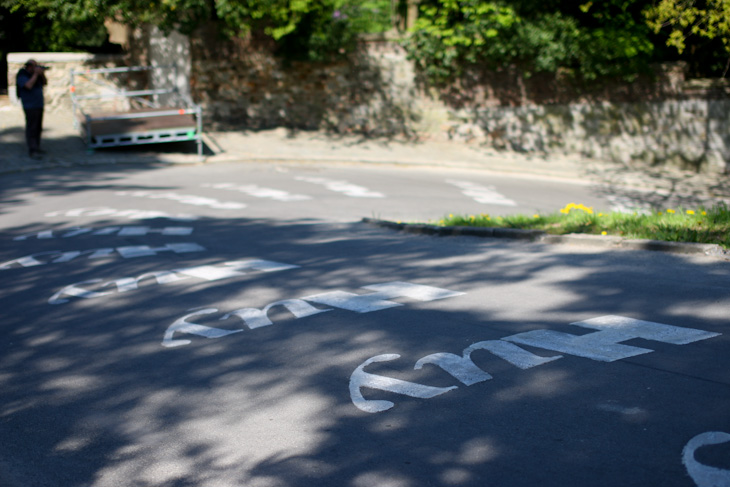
left=2, top=0, right=111, bottom=51
left=406, top=1, right=521, bottom=82
left=645, top=0, right=730, bottom=75
left=2, top=0, right=393, bottom=60
left=277, top=0, right=393, bottom=61
left=404, top=0, right=656, bottom=84
left=436, top=203, right=730, bottom=248
left=645, top=0, right=730, bottom=54
left=7, top=0, right=727, bottom=77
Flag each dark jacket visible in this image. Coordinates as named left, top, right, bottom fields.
left=16, top=68, right=46, bottom=109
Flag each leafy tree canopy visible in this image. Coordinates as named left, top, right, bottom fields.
left=645, top=0, right=730, bottom=74
left=404, top=0, right=657, bottom=83
left=1, top=0, right=393, bottom=59
left=3, top=0, right=728, bottom=76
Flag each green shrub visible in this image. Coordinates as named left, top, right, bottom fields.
left=403, top=0, right=656, bottom=85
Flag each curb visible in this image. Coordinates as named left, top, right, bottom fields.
left=361, top=218, right=730, bottom=260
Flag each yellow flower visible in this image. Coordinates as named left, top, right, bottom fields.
left=449, top=214, right=453, bottom=218
left=533, top=214, right=540, bottom=218
left=687, top=210, right=695, bottom=215
left=560, top=202, right=593, bottom=214
left=601, top=231, right=607, bottom=235
left=666, top=209, right=675, bottom=214
left=702, top=211, right=707, bottom=216
left=598, top=213, right=604, bottom=217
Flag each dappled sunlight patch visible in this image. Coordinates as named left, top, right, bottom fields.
left=493, top=369, right=575, bottom=403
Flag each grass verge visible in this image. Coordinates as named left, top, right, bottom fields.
left=433, top=202, right=730, bottom=249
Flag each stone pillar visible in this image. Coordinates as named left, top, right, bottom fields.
left=406, top=0, right=420, bottom=29
left=148, top=25, right=192, bottom=105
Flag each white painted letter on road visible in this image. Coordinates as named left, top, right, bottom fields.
left=45, top=207, right=198, bottom=221
left=683, top=431, right=730, bottom=487
left=222, top=299, right=331, bottom=330
left=350, top=354, right=458, bottom=413
left=161, top=281, right=464, bottom=346
left=414, top=341, right=562, bottom=387
left=352, top=316, right=720, bottom=413
left=162, top=308, right=244, bottom=348
left=49, top=259, right=299, bottom=304
left=503, top=315, right=720, bottom=362
left=303, top=281, right=464, bottom=313
left=13, top=225, right=193, bottom=241
left=1, top=243, right=205, bottom=270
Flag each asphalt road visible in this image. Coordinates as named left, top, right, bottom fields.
left=0, top=161, right=728, bottom=487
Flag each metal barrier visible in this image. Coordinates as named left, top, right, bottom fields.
left=70, top=65, right=203, bottom=160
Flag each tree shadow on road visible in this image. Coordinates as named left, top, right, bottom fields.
left=0, top=207, right=728, bottom=486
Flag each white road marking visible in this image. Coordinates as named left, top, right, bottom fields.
left=163, top=300, right=330, bottom=347
left=352, top=315, right=720, bottom=413
left=295, top=176, right=384, bottom=198
left=48, top=259, right=298, bottom=304
left=14, top=226, right=193, bottom=241
left=203, top=183, right=311, bottom=202
left=302, top=281, right=464, bottom=313
left=683, top=431, right=730, bottom=487
left=221, top=299, right=330, bottom=330
left=45, top=208, right=198, bottom=221
left=446, top=180, right=517, bottom=206
left=162, top=308, right=245, bottom=348
left=0, top=243, right=205, bottom=269
left=350, top=354, right=458, bottom=413
left=116, top=191, right=245, bottom=209
left=352, top=340, right=560, bottom=412
left=162, top=281, right=465, bottom=346
left=503, top=315, right=719, bottom=362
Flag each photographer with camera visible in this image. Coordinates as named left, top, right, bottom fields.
left=16, top=59, right=48, bottom=160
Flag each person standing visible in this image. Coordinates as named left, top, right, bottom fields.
left=16, top=59, right=47, bottom=159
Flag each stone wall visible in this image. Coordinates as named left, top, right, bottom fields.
left=189, top=31, right=729, bottom=174
left=9, top=32, right=729, bottom=174
left=7, top=52, right=128, bottom=111
left=190, top=28, right=416, bottom=135
left=470, top=99, right=730, bottom=174
left=7, top=47, right=192, bottom=116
